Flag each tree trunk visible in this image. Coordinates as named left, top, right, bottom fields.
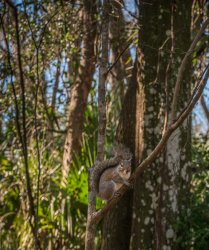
left=131, top=1, right=192, bottom=249
left=101, top=4, right=135, bottom=247
left=62, top=0, right=97, bottom=186
left=101, top=63, right=138, bottom=250
left=102, top=1, right=192, bottom=249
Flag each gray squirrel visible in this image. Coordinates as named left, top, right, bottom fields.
left=92, top=144, right=132, bottom=200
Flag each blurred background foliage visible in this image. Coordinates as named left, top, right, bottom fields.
left=0, top=0, right=209, bottom=249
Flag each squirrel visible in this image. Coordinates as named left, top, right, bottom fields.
left=91, top=144, right=132, bottom=201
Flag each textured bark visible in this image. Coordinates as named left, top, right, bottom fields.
left=131, top=1, right=192, bottom=250
left=62, top=0, right=97, bottom=186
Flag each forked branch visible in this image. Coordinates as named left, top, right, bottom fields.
left=90, top=63, right=209, bottom=225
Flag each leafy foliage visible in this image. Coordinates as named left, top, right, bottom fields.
left=177, top=135, right=209, bottom=250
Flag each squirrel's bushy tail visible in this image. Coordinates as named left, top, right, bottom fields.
left=91, top=144, right=132, bottom=193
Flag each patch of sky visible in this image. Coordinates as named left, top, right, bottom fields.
left=193, top=79, right=209, bottom=134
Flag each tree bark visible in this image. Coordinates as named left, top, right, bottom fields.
left=131, top=1, right=192, bottom=250
left=62, top=0, right=97, bottom=186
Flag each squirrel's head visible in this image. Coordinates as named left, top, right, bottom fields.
left=117, top=159, right=131, bottom=180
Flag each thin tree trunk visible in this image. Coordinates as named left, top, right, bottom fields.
left=109, top=0, right=133, bottom=90
left=85, top=1, right=109, bottom=249
left=62, top=0, right=97, bottom=186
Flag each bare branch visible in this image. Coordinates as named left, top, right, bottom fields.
left=171, top=17, right=209, bottom=120
left=96, top=7, right=109, bottom=161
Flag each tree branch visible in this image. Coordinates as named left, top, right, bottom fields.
left=171, top=17, right=209, bottom=120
